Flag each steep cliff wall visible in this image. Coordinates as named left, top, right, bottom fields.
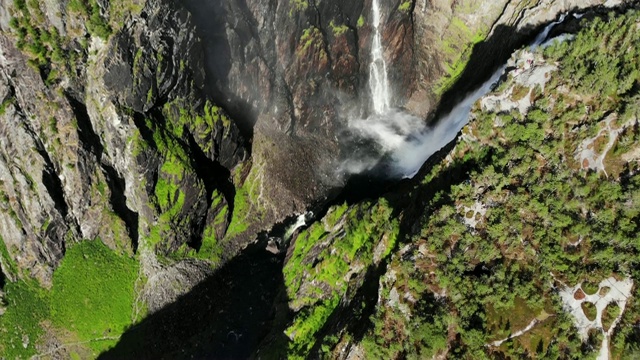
left=0, top=0, right=638, bottom=357
left=0, top=0, right=248, bottom=301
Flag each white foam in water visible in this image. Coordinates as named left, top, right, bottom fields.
left=341, top=11, right=572, bottom=179
left=392, top=66, right=506, bottom=178
left=531, top=14, right=567, bottom=50
left=284, top=212, right=312, bottom=240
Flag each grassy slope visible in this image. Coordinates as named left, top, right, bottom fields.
left=51, top=240, right=138, bottom=353
left=0, top=240, right=139, bottom=358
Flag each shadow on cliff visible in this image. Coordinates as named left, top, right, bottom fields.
left=181, top=0, right=259, bottom=139
left=98, top=241, right=287, bottom=359
left=433, top=10, right=586, bottom=120
left=433, top=0, right=639, bottom=120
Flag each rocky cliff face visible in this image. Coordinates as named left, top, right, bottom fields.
left=0, top=0, right=637, bottom=357
left=0, top=0, right=248, bottom=301
left=0, top=0, right=632, bottom=292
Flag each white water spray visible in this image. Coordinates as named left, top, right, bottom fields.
left=369, top=0, right=391, bottom=114
left=341, top=10, right=574, bottom=179
left=284, top=212, right=312, bottom=240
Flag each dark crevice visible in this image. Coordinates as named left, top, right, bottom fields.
left=64, top=93, right=104, bottom=157
left=0, top=268, right=5, bottom=290
left=131, top=110, right=158, bottom=151
left=40, top=164, right=69, bottom=219
left=8, top=83, right=72, bottom=227
left=24, top=127, right=70, bottom=220
left=101, top=164, right=140, bottom=252
left=65, top=93, right=140, bottom=250
left=278, top=75, right=297, bottom=136
left=185, top=130, right=236, bottom=251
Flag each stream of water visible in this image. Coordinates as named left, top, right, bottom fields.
left=342, top=10, right=575, bottom=179
left=369, top=0, right=391, bottom=115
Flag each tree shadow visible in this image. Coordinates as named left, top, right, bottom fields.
left=98, top=241, right=286, bottom=359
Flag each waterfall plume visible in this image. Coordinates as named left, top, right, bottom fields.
left=339, top=6, right=574, bottom=180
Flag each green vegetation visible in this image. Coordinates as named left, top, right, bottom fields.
left=283, top=200, right=399, bottom=357
left=0, top=280, right=49, bottom=358
left=602, top=304, right=621, bottom=331
left=357, top=15, right=365, bottom=28
left=0, top=97, right=14, bottom=116
left=324, top=202, right=348, bottom=229
left=0, top=236, right=19, bottom=277
left=0, top=239, right=139, bottom=358
left=581, top=302, right=597, bottom=322
left=434, top=17, right=487, bottom=95
left=51, top=239, right=139, bottom=353
left=141, top=113, right=192, bottom=252
left=9, top=0, right=142, bottom=88
left=582, top=280, right=599, bottom=295
left=10, top=0, right=73, bottom=81
left=285, top=296, right=340, bottom=358
left=355, top=10, right=640, bottom=359
left=225, top=186, right=251, bottom=238
left=398, top=0, right=412, bottom=12
left=162, top=99, right=231, bottom=153
left=143, top=97, right=238, bottom=258
left=172, top=191, right=227, bottom=265
left=432, top=0, right=490, bottom=95
left=67, top=0, right=112, bottom=39
left=297, top=27, right=327, bottom=59
left=225, top=165, right=265, bottom=240
left=329, top=20, right=349, bottom=36
left=197, top=222, right=223, bottom=262
left=289, top=0, right=308, bottom=16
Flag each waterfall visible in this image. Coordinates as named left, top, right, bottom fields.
left=531, top=14, right=567, bottom=50
left=369, top=0, right=391, bottom=115
left=343, top=5, right=576, bottom=179
left=284, top=212, right=312, bottom=240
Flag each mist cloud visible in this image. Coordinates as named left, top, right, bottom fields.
left=339, top=65, right=506, bottom=179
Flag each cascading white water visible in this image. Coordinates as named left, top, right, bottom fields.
left=342, top=10, right=577, bottom=179
left=531, top=14, right=567, bottom=49
left=284, top=212, right=313, bottom=240
left=369, top=0, right=391, bottom=115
